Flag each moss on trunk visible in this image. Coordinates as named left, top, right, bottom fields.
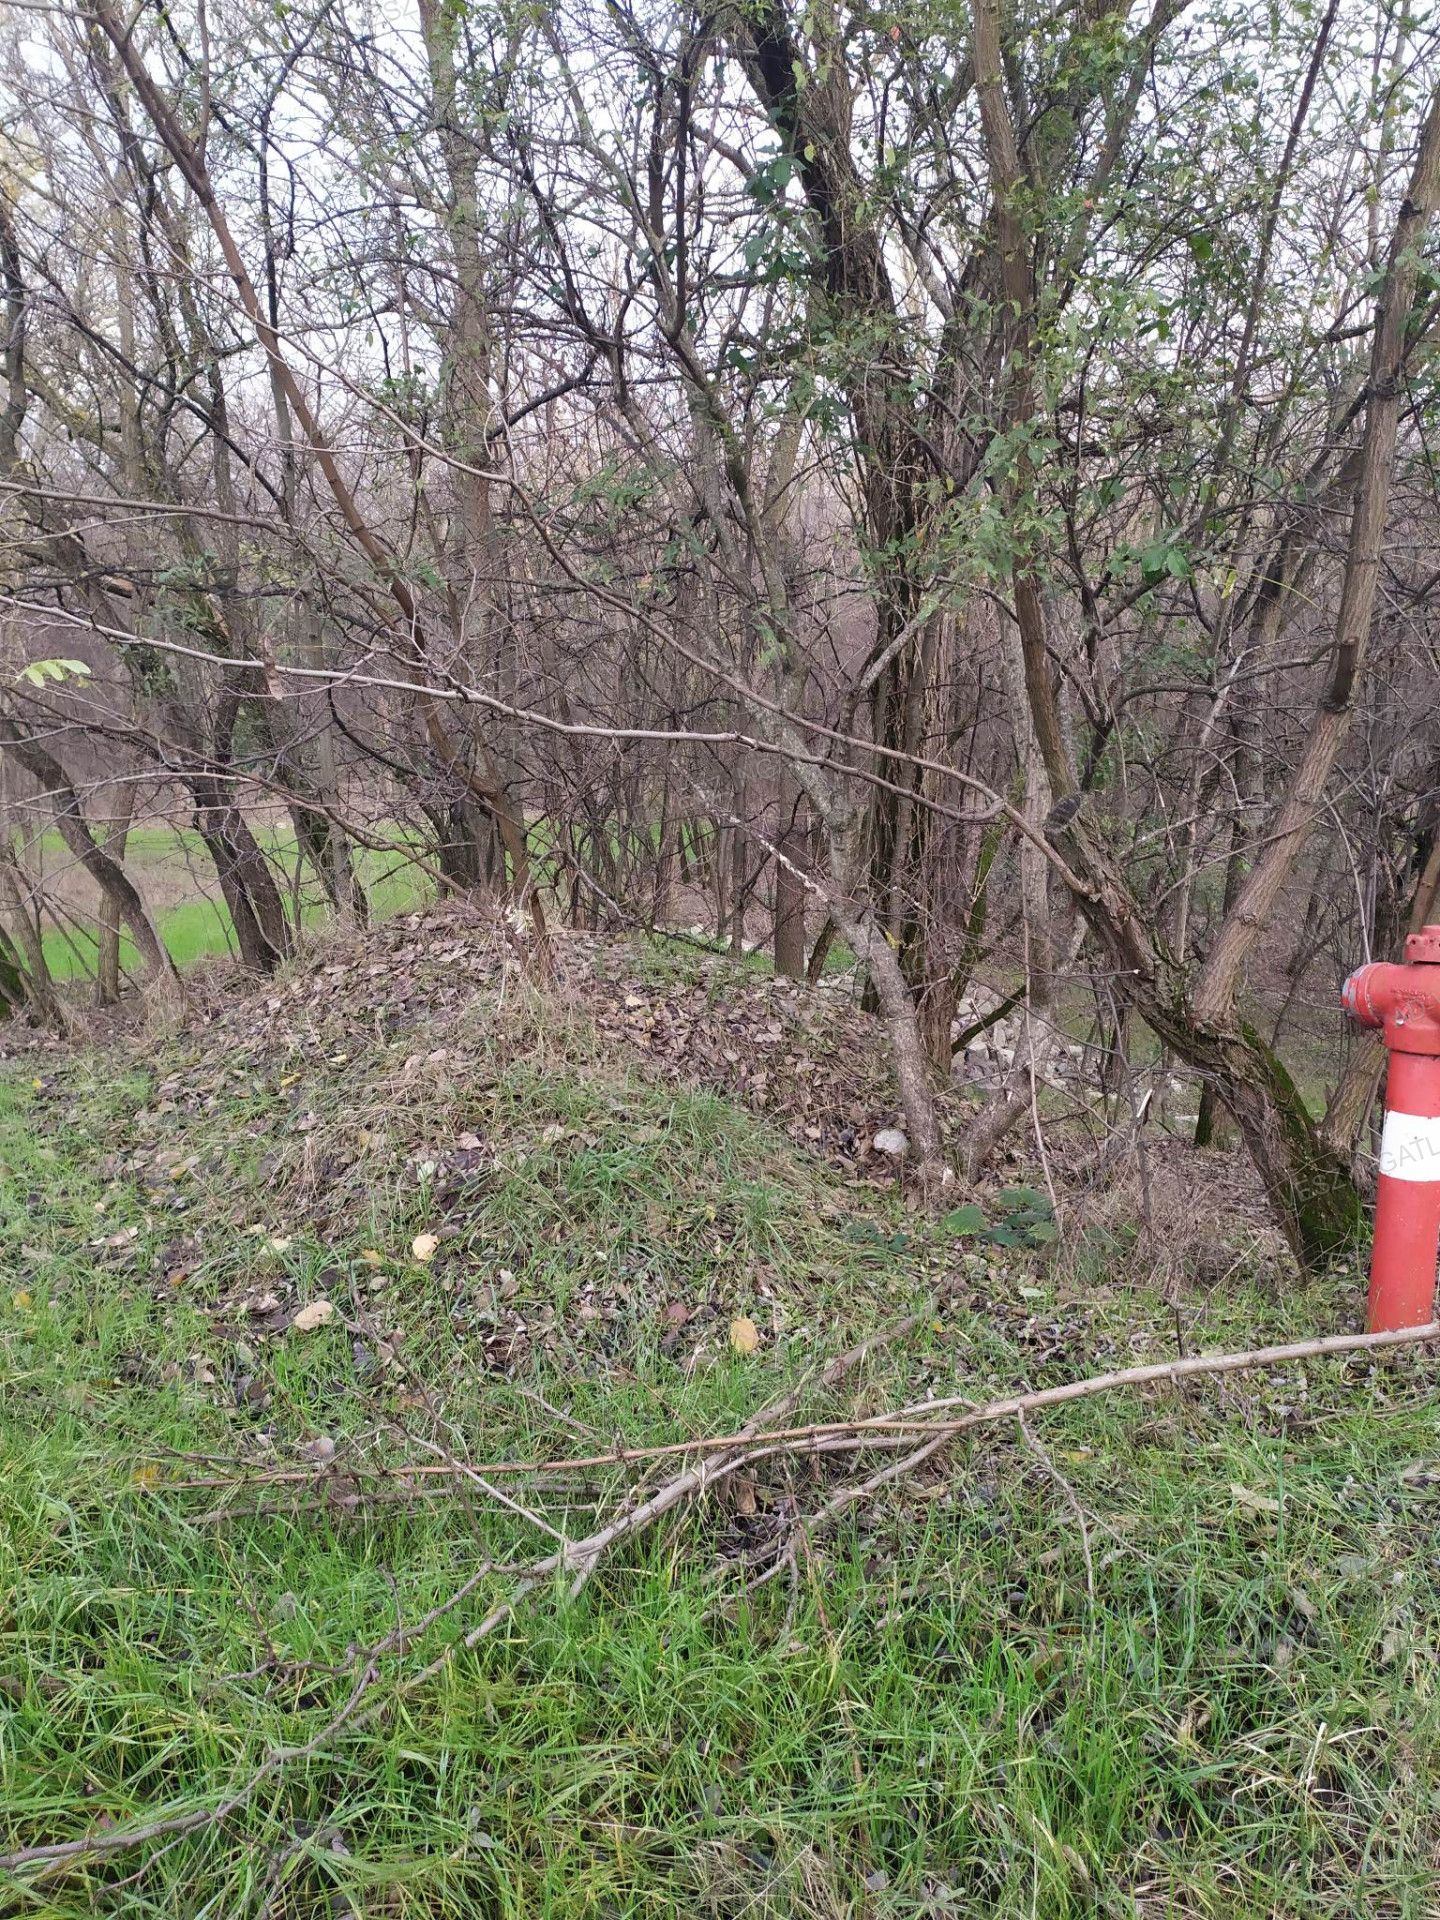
left=1235, top=1022, right=1367, bottom=1265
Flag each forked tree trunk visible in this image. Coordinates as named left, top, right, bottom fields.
left=1190, top=85, right=1440, bottom=1025
left=1050, top=807, right=1362, bottom=1265
left=93, top=3, right=549, bottom=972
left=0, top=858, right=63, bottom=1026
left=0, top=721, right=176, bottom=1000
left=190, top=778, right=291, bottom=974
left=834, top=893, right=942, bottom=1168
left=973, top=28, right=1440, bottom=1261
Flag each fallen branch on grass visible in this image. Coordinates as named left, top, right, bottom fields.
left=154, top=1319, right=1440, bottom=1497
left=725, top=1322, right=1440, bottom=1601
left=0, top=1313, right=923, bottom=1882
left=4, top=1316, right=1435, bottom=1883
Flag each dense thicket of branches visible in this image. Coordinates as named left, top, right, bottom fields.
left=3, top=0, right=1440, bottom=1262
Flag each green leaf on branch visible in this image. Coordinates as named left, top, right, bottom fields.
left=18, top=658, right=92, bottom=689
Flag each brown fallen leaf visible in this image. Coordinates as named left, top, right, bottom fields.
left=411, top=1233, right=440, bottom=1262
left=1230, top=1483, right=1280, bottom=1517
left=1175, top=1699, right=1212, bottom=1748
left=1380, top=1620, right=1409, bottom=1667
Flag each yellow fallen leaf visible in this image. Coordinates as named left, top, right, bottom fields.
left=132, top=1464, right=162, bottom=1492
left=291, top=1300, right=336, bottom=1333
left=11, top=1290, right=32, bottom=1310
left=729, top=1315, right=761, bottom=1356
left=359, top=1248, right=384, bottom=1267
left=411, top=1233, right=440, bottom=1262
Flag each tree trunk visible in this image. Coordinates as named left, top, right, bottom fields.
left=729, top=770, right=750, bottom=955
left=1050, top=806, right=1361, bottom=1265
left=805, top=916, right=836, bottom=984
left=1192, top=84, right=1440, bottom=1023
left=289, top=799, right=368, bottom=928
left=651, top=774, right=676, bottom=930
left=94, top=783, right=135, bottom=1006
left=836, top=894, right=942, bottom=1168
left=966, top=609, right=1068, bottom=1176
left=422, top=795, right=493, bottom=898
left=0, top=857, right=63, bottom=1026
left=0, top=920, right=30, bottom=1019
left=190, top=779, right=291, bottom=974
left=773, top=773, right=807, bottom=980
left=0, top=721, right=176, bottom=998
left=92, top=4, right=548, bottom=968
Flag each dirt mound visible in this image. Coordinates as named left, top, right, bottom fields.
left=158, top=904, right=941, bottom=1179
left=15, top=902, right=1282, bottom=1285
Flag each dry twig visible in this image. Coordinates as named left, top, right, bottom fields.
left=152, top=1320, right=1440, bottom=1499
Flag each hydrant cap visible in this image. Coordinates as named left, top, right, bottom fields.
left=1405, top=924, right=1440, bottom=964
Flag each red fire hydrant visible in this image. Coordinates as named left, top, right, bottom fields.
left=1341, top=925, right=1440, bottom=1330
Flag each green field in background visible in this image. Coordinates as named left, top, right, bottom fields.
left=25, top=826, right=432, bottom=981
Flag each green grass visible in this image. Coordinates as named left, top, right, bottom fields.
left=1, top=952, right=1438, bottom=1915
left=29, top=825, right=433, bottom=980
